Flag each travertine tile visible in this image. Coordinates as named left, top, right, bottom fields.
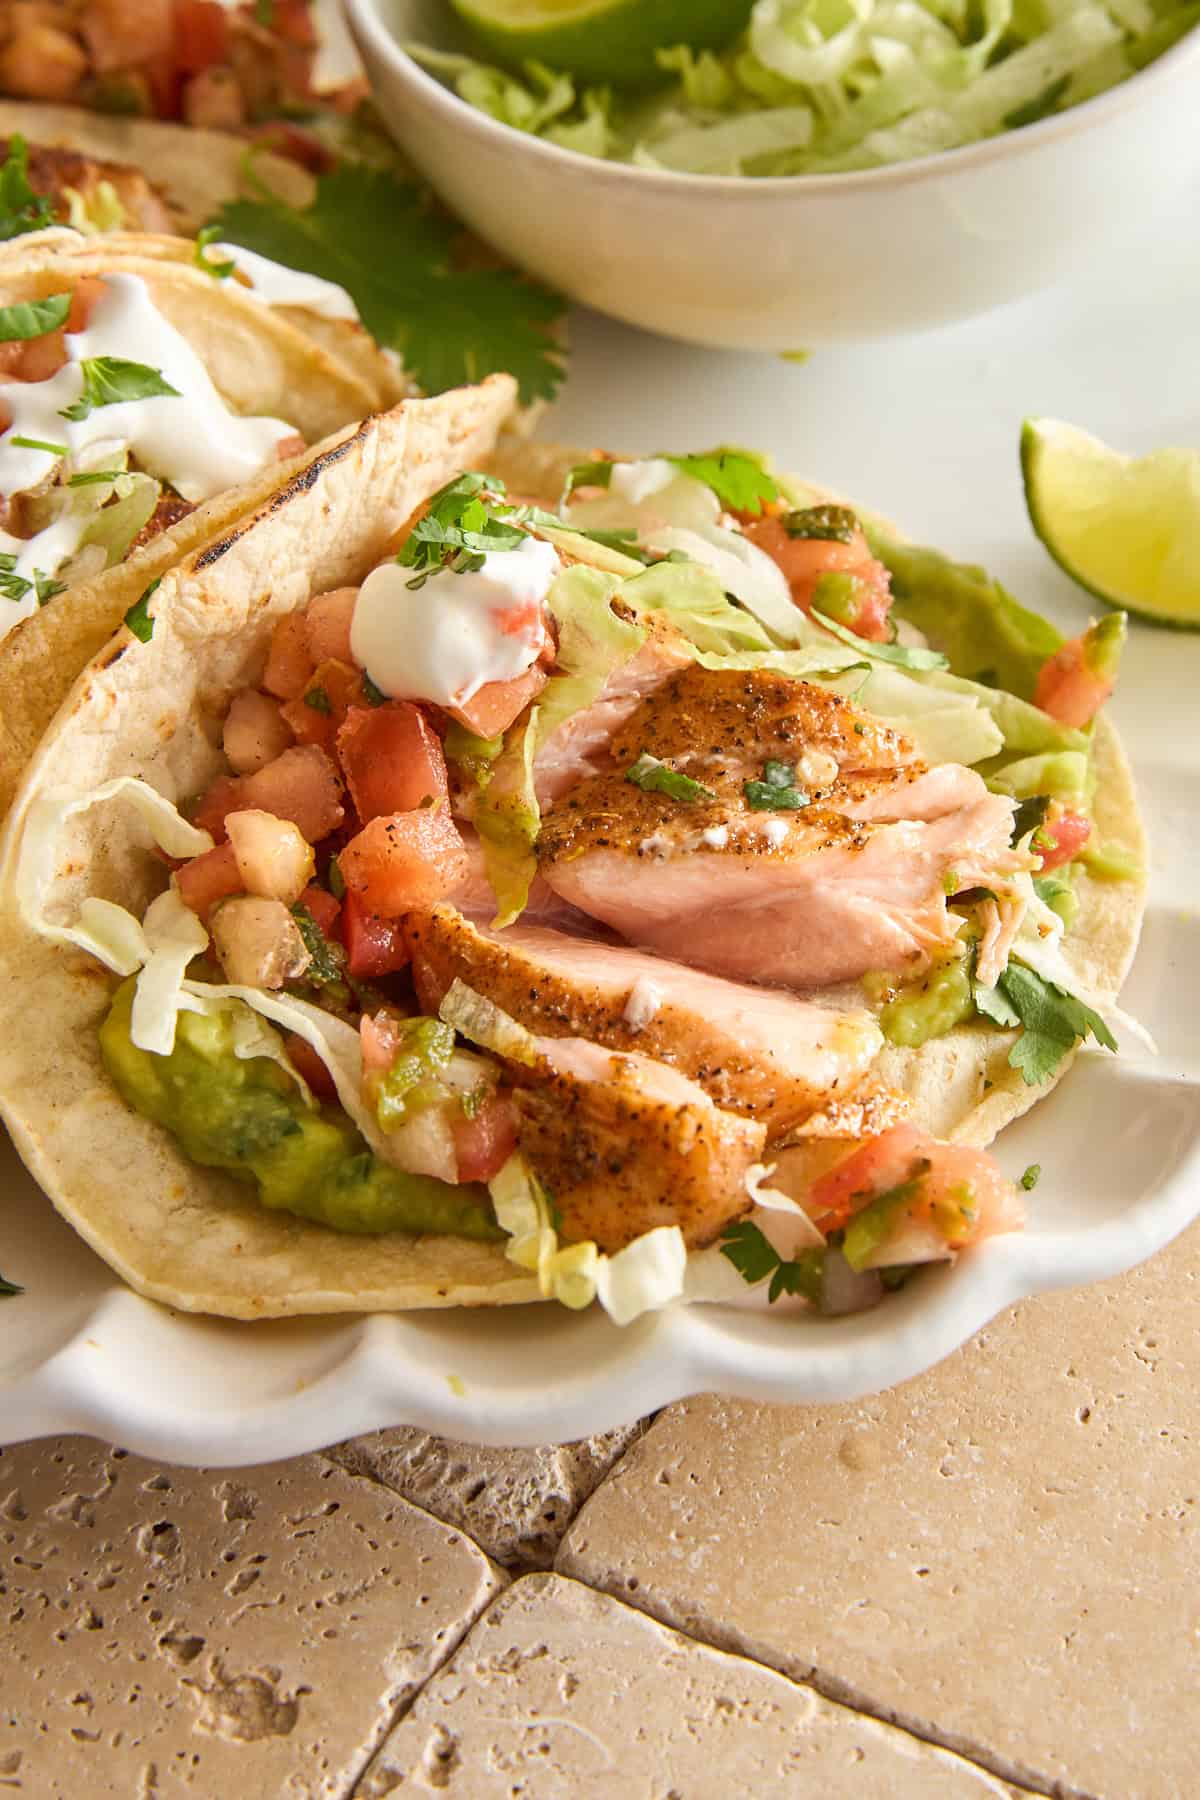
left=1, top=1436, right=505, bottom=1798
left=558, top=1222, right=1200, bottom=1799
left=357, top=1571, right=1024, bottom=1797
left=327, top=1423, right=646, bottom=1569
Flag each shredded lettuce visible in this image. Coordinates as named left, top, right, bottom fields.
left=410, top=0, right=1189, bottom=176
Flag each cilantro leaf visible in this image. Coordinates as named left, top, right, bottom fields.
left=290, top=903, right=345, bottom=985
left=9, top=435, right=67, bottom=454
left=719, top=1220, right=824, bottom=1305
left=34, top=569, right=66, bottom=605
left=303, top=685, right=332, bottom=715
left=664, top=450, right=779, bottom=516
left=0, top=554, right=31, bottom=604
left=210, top=163, right=566, bottom=403
left=813, top=608, right=949, bottom=671
left=193, top=224, right=236, bottom=281
left=361, top=671, right=386, bottom=707
left=0, top=1267, right=22, bottom=1298
left=123, top=576, right=160, bottom=642
left=61, top=357, right=180, bottom=423
left=0, top=292, right=70, bottom=342
left=744, top=759, right=810, bottom=811
left=1021, top=1163, right=1041, bottom=1190
left=397, top=471, right=527, bottom=586
left=1011, top=794, right=1052, bottom=844
left=988, top=961, right=1117, bottom=1087
left=563, top=459, right=614, bottom=499
left=973, top=980, right=1020, bottom=1028
left=626, top=752, right=715, bottom=804
left=0, top=135, right=56, bottom=241
left=785, top=504, right=858, bottom=544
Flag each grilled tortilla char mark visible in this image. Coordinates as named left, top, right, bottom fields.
left=513, top=1034, right=765, bottom=1253
left=0, top=137, right=175, bottom=232
left=537, top=664, right=1021, bottom=989
left=407, top=903, right=884, bottom=1135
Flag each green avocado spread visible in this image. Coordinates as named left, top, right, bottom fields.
left=99, top=980, right=501, bottom=1241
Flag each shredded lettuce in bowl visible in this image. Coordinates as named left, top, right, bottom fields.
left=410, top=0, right=1197, bottom=176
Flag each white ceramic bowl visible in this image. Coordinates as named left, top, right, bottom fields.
left=343, top=0, right=1200, bottom=349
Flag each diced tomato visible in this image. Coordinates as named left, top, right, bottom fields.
left=281, top=660, right=367, bottom=752
left=808, top=1122, right=1022, bottom=1251
left=297, top=883, right=340, bottom=936
left=285, top=1033, right=338, bottom=1103
left=66, top=279, right=107, bottom=334
left=444, top=664, right=548, bottom=739
left=452, top=1091, right=518, bottom=1185
left=175, top=841, right=243, bottom=921
left=173, top=0, right=231, bottom=72
left=83, top=0, right=173, bottom=70
left=263, top=612, right=316, bottom=702
left=305, top=587, right=358, bottom=666
left=1037, top=807, right=1091, bottom=872
left=360, top=1008, right=407, bottom=1071
left=271, top=0, right=319, bottom=49
left=339, top=809, right=469, bottom=919
left=341, top=891, right=411, bottom=978
left=194, top=745, right=344, bottom=845
left=0, top=330, right=66, bottom=383
left=336, top=702, right=449, bottom=825
left=744, top=514, right=894, bottom=642
left=1034, top=636, right=1114, bottom=728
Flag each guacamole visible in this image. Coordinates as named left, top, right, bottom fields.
left=99, top=981, right=501, bottom=1241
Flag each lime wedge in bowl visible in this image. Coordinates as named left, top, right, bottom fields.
left=448, top=0, right=755, bottom=87
left=1022, top=417, right=1200, bottom=629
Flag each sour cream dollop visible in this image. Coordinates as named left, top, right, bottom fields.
left=211, top=244, right=359, bottom=322
left=350, top=535, right=561, bottom=708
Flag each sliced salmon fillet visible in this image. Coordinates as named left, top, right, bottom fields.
left=537, top=665, right=1022, bottom=988
left=407, top=904, right=883, bottom=1135
left=532, top=613, right=693, bottom=805
left=514, top=1034, right=765, bottom=1252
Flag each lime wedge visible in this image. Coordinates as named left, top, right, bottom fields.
left=448, top=0, right=754, bottom=88
left=1022, top=417, right=1200, bottom=630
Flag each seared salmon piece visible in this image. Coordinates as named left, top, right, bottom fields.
left=765, top=1080, right=915, bottom=1198
left=532, top=613, right=693, bottom=804
left=514, top=1034, right=765, bottom=1253
left=0, top=139, right=175, bottom=231
left=537, top=665, right=1022, bottom=989
left=407, top=904, right=883, bottom=1134
left=128, top=491, right=196, bottom=553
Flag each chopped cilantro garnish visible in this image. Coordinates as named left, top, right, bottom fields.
left=61, top=357, right=180, bottom=423
left=785, top=503, right=858, bottom=544
left=67, top=469, right=123, bottom=487
left=0, top=292, right=70, bottom=342
left=254, top=0, right=275, bottom=23
left=290, top=904, right=344, bottom=985
left=361, top=670, right=387, bottom=707
left=812, top=608, right=949, bottom=671
left=9, top=436, right=67, bottom=455
left=397, top=471, right=526, bottom=588
left=664, top=449, right=778, bottom=516
left=0, top=135, right=56, bottom=240
left=210, top=162, right=566, bottom=403
left=303, top=685, right=332, bottom=715
left=374, top=1017, right=455, bottom=1130
left=34, top=569, right=66, bottom=606
left=719, top=1220, right=824, bottom=1304
left=1011, top=794, right=1052, bottom=844
left=0, top=554, right=31, bottom=603
left=193, top=224, right=236, bottom=281
left=123, top=576, right=160, bottom=642
left=975, top=960, right=1116, bottom=1086
left=626, top=752, right=715, bottom=805
left=0, top=1267, right=22, bottom=1298
left=327, top=854, right=346, bottom=901
left=744, top=759, right=810, bottom=811
left=1020, top=1163, right=1042, bottom=1190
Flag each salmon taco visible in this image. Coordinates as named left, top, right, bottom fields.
left=0, top=133, right=407, bottom=816
left=0, top=420, right=1145, bottom=1322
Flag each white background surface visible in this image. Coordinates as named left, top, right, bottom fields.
left=2, top=176, right=1199, bottom=1460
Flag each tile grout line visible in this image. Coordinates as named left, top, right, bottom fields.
left=549, top=1558, right=1097, bottom=1800
left=337, top=1578, right=519, bottom=1800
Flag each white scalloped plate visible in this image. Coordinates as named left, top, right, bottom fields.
left=3, top=218, right=1199, bottom=1462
